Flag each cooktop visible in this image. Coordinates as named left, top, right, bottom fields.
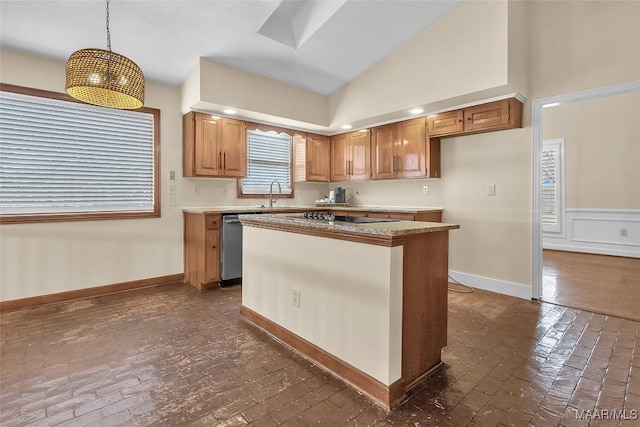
left=290, top=212, right=400, bottom=223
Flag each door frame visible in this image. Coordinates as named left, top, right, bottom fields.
left=531, top=80, right=640, bottom=299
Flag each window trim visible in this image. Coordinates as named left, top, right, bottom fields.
left=0, top=83, right=161, bottom=224
left=237, top=122, right=298, bottom=199
left=541, top=138, right=565, bottom=235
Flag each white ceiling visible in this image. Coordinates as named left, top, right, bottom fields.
left=0, top=0, right=461, bottom=95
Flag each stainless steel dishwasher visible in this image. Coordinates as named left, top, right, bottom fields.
left=221, top=214, right=243, bottom=282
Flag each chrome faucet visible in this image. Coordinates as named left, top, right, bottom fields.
left=269, top=180, right=282, bottom=207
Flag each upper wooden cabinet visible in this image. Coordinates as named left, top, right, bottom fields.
left=372, top=117, right=440, bottom=180
left=295, top=133, right=330, bottom=182
left=427, top=110, right=463, bottom=136
left=331, top=130, right=371, bottom=181
left=183, top=112, right=247, bottom=177
left=426, top=98, right=523, bottom=137
left=307, top=134, right=330, bottom=182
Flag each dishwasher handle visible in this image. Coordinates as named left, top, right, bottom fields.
left=223, top=215, right=241, bottom=224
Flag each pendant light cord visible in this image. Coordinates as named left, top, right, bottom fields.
left=106, top=0, right=111, bottom=51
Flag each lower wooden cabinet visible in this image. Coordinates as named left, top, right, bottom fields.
left=184, top=212, right=220, bottom=290
left=329, top=209, right=442, bottom=222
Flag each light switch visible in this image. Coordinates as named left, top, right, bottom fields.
left=169, top=170, right=175, bottom=180
left=487, top=184, right=496, bottom=196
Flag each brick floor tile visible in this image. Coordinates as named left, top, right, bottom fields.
left=1, top=284, right=639, bottom=426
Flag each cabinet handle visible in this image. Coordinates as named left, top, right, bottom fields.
left=218, top=152, right=222, bottom=169
left=223, top=152, right=226, bottom=169
left=349, top=160, right=352, bottom=175
left=212, top=245, right=216, bottom=249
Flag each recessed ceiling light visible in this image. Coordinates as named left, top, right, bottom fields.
left=223, top=109, right=237, bottom=115
left=409, top=108, right=424, bottom=115
left=341, top=124, right=352, bottom=130
left=542, top=102, right=560, bottom=109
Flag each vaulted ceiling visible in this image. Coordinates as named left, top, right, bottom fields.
left=0, top=0, right=462, bottom=95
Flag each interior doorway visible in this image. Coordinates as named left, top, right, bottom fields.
left=531, top=81, right=640, bottom=319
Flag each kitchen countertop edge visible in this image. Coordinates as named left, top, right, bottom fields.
left=182, top=205, right=444, bottom=215
left=239, top=214, right=459, bottom=238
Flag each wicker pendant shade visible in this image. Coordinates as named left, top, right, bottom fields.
left=65, top=1, right=144, bottom=110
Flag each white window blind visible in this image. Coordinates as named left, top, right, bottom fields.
left=0, top=91, right=155, bottom=216
left=241, top=129, right=292, bottom=195
left=542, top=139, right=564, bottom=233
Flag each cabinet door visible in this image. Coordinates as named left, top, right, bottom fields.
left=365, top=211, right=391, bottom=219
left=371, top=124, right=397, bottom=180
left=205, top=229, right=220, bottom=284
left=348, top=130, right=371, bottom=181
left=194, top=114, right=222, bottom=176
left=427, top=110, right=463, bottom=136
left=330, top=134, right=349, bottom=181
left=397, top=117, right=426, bottom=178
left=219, top=118, right=246, bottom=178
left=307, top=133, right=330, bottom=182
left=464, top=100, right=510, bottom=132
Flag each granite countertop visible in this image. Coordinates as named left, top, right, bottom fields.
left=182, top=205, right=444, bottom=215
left=238, top=214, right=459, bottom=237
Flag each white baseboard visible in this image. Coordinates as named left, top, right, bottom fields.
left=448, top=270, right=531, bottom=300
left=543, top=209, right=640, bottom=258
left=542, top=243, right=639, bottom=258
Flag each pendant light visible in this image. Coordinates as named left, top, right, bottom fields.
left=65, top=0, right=144, bottom=110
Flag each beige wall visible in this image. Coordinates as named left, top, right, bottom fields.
left=336, top=126, right=532, bottom=287
left=243, top=226, right=403, bottom=385
left=543, top=91, right=640, bottom=209
left=194, top=58, right=329, bottom=129
left=328, top=0, right=510, bottom=129
left=0, top=50, right=323, bottom=302
left=333, top=0, right=639, bottom=290
left=2, top=0, right=639, bottom=301
left=529, top=0, right=640, bottom=100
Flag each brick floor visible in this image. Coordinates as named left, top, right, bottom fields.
left=1, top=283, right=639, bottom=426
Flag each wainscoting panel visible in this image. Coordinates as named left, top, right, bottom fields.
left=543, top=209, right=640, bottom=258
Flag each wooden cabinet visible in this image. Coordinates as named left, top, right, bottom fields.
left=371, top=124, right=397, bottom=180
left=307, top=134, right=330, bottom=181
left=372, top=117, right=440, bottom=179
left=426, top=98, right=522, bottom=138
left=184, top=212, right=220, bottom=290
left=398, top=117, right=427, bottom=178
left=328, top=209, right=442, bottom=222
left=426, top=110, right=463, bottom=136
left=295, top=133, right=330, bottom=182
left=330, top=130, right=371, bottom=181
left=183, top=112, right=247, bottom=177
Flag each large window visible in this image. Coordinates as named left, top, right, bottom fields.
left=0, top=84, right=160, bottom=224
left=239, top=123, right=294, bottom=198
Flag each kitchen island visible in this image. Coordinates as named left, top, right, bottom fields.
left=239, top=214, right=459, bottom=409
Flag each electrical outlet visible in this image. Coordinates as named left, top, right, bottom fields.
left=292, top=290, right=300, bottom=308
left=169, top=184, right=177, bottom=196
left=487, top=184, right=496, bottom=196
left=169, top=196, right=176, bottom=207
left=620, top=228, right=628, bottom=237
left=423, top=185, right=429, bottom=195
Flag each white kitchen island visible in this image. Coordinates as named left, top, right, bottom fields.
left=239, top=214, right=459, bottom=409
